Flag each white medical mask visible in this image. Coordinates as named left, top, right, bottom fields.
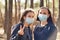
left=25, top=17, right=34, bottom=24
left=38, top=14, right=48, bottom=21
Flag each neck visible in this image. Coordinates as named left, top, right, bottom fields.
left=40, top=21, right=48, bottom=26
left=24, top=22, right=29, bottom=28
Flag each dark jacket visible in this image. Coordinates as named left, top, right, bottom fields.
left=34, top=23, right=57, bottom=40
left=10, top=23, right=32, bottom=40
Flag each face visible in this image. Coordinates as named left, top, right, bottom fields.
left=39, top=9, right=50, bottom=17
left=25, top=12, right=35, bottom=19
left=38, top=9, right=50, bottom=21
left=24, top=12, right=35, bottom=24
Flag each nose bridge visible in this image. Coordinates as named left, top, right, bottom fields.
left=29, top=15, right=33, bottom=18
left=31, top=16, right=33, bottom=18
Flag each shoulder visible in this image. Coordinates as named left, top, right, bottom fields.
left=11, top=22, right=23, bottom=34
left=34, top=21, right=40, bottom=25
left=47, top=23, right=57, bottom=33
left=12, top=22, right=23, bottom=29
left=33, top=21, right=41, bottom=28
left=50, top=24, right=57, bottom=29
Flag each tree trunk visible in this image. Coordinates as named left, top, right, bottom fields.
left=15, top=0, right=17, bottom=24
left=47, top=0, right=49, bottom=8
left=30, top=0, right=34, bottom=8
left=4, top=0, right=7, bottom=33
left=46, top=0, right=47, bottom=7
left=6, top=0, right=13, bottom=40
left=0, top=9, right=3, bottom=27
left=53, top=0, right=55, bottom=18
left=57, top=0, right=60, bottom=31
left=25, top=0, right=27, bottom=9
left=17, top=0, right=21, bottom=23
left=40, top=0, right=44, bottom=7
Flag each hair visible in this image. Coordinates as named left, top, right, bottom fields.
left=20, top=9, right=35, bottom=23
left=37, top=7, right=54, bottom=25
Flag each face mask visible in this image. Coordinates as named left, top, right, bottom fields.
left=38, top=14, right=48, bottom=21
left=25, top=17, right=34, bottom=24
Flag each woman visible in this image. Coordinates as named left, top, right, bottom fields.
left=10, top=9, right=35, bottom=40
left=34, top=7, right=57, bottom=40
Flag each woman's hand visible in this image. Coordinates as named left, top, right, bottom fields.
left=18, top=26, right=25, bottom=35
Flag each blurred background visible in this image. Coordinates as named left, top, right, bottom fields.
left=0, top=0, right=60, bottom=40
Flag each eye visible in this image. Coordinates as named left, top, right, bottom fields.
left=43, top=13, right=46, bottom=15
left=28, top=15, right=31, bottom=17
left=28, top=15, right=34, bottom=18
left=32, top=16, right=34, bottom=18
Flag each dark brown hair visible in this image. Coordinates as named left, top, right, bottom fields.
left=37, top=7, right=54, bottom=24
left=20, top=9, right=34, bottom=23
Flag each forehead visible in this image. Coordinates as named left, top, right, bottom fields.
left=39, top=9, right=48, bottom=13
left=26, top=12, right=34, bottom=16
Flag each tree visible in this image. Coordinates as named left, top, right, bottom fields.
left=0, top=2, right=3, bottom=28
left=4, top=0, right=7, bottom=33
left=57, top=0, right=60, bottom=31
left=17, top=0, right=21, bottom=22
left=40, top=0, right=44, bottom=7
left=53, top=0, right=55, bottom=17
left=15, top=0, right=17, bottom=24
left=0, top=9, right=3, bottom=27
left=46, top=0, right=47, bottom=7
left=30, top=0, right=34, bottom=8
left=47, top=0, right=49, bottom=8
left=46, top=0, right=49, bottom=7
left=5, top=0, right=13, bottom=40
left=25, top=0, right=27, bottom=9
